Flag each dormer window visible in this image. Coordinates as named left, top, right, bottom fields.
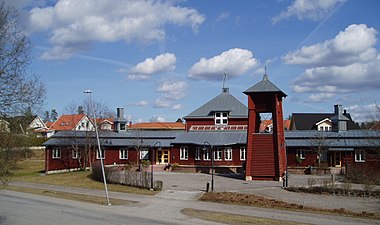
left=215, top=112, right=228, bottom=125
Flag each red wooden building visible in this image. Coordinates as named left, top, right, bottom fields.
left=43, top=75, right=379, bottom=178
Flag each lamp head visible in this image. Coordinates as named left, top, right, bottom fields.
left=84, top=90, right=92, bottom=94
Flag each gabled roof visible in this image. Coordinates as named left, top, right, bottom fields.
left=291, top=113, right=358, bottom=130
left=243, top=74, right=287, bottom=97
left=3, top=115, right=44, bottom=133
left=129, top=122, right=185, bottom=130
left=49, top=114, right=88, bottom=131
left=95, top=118, right=114, bottom=125
left=315, top=118, right=331, bottom=126
left=185, top=89, right=248, bottom=119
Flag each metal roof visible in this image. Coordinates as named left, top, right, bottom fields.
left=185, top=89, right=248, bottom=119
left=243, top=74, right=287, bottom=97
left=44, top=130, right=183, bottom=147
left=44, top=130, right=379, bottom=149
left=285, top=130, right=380, bottom=148
left=171, top=130, right=247, bottom=146
left=291, top=113, right=358, bottom=130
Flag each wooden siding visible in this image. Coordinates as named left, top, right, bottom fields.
left=170, top=145, right=245, bottom=166
left=250, top=134, right=275, bottom=178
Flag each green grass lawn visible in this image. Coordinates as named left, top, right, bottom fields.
left=11, top=159, right=157, bottom=195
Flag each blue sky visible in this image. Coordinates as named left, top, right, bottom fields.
left=8, top=0, right=380, bottom=123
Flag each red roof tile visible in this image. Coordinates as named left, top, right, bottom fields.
left=49, top=114, right=87, bottom=131
left=129, top=122, right=185, bottom=130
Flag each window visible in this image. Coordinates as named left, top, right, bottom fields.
left=120, top=123, right=126, bottom=131
left=195, top=147, right=201, bottom=160
left=215, top=112, right=228, bottom=125
left=140, top=150, right=149, bottom=160
left=96, top=149, right=105, bottom=159
left=52, top=148, right=61, bottom=159
left=203, top=148, right=210, bottom=161
left=224, top=147, right=232, bottom=161
left=296, top=150, right=305, bottom=160
left=240, top=147, right=246, bottom=161
left=180, top=146, right=188, bottom=160
left=214, top=147, right=222, bottom=161
left=355, top=150, right=365, bottom=162
left=72, top=149, right=79, bottom=159
left=119, top=149, right=128, bottom=159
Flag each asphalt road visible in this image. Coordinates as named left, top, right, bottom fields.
left=0, top=190, right=210, bottom=225
left=1, top=187, right=379, bottom=225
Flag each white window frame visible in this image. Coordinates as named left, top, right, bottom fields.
left=203, top=148, right=210, bottom=161
left=355, top=150, right=365, bottom=162
left=52, top=148, right=61, bottom=159
left=195, top=147, right=201, bottom=160
left=224, top=147, right=232, bottom=161
left=96, top=149, right=105, bottom=159
left=214, top=147, right=222, bottom=161
left=296, top=150, right=306, bottom=160
left=180, top=146, right=188, bottom=160
left=240, top=147, right=246, bottom=161
left=72, top=149, right=79, bottom=159
left=119, top=149, right=128, bottom=159
left=215, top=112, right=228, bottom=125
left=139, top=150, right=149, bottom=160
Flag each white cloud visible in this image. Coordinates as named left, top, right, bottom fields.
left=287, top=24, right=380, bottom=103
left=216, top=12, right=229, bottom=22
left=272, top=0, right=345, bottom=23
left=134, top=100, right=149, bottom=107
left=283, top=24, right=378, bottom=67
left=27, top=0, right=205, bottom=60
left=127, top=53, right=176, bottom=80
left=188, top=48, right=258, bottom=81
left=157, top=80, right=187, bottom=100
left=307, top=93, right=334, bottom=103
left=154, top=98, right=171, bottom=108
left=171, top=104, right=183, bottom=110
left=150, top=116, right=166, bottom=122
left=347, top=103, right=379, bottom=122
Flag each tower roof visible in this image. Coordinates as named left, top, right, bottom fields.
left=243, top=74, right=287, bottom=97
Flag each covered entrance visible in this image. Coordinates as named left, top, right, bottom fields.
left=329, top=147, right=353, bottom=168
left=332, top=151, right=342, bottom=167
left=156, top=149, right=170, bottom=164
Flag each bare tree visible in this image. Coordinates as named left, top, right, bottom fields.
left=65, top=99, right=115, bottom=119
left=0, top=2, right=45, bottom=117
left=0, top=2, right=46, bottom=184
left=308, top=131, right=333, bottom=167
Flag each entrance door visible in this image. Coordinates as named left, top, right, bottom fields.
left=334, top=152, right=341, bottom=167
left=157, top=149, right=170, bottom=164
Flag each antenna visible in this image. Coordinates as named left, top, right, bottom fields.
left=222, top=72, right=227, bottom=89
left=222, top=72, right=229, bottom=93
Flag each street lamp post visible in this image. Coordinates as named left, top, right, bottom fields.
left=152, top=141, right=161, bottom=190
left=284, top=141, right=288, bottom=188
left=84, top=90, right=110, bottom=205
left=203, top=141, right=214, bottom=192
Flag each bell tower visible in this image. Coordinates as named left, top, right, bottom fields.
left=243, top=74, right=287, bottom=181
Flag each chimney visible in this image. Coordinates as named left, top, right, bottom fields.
left=331, top=104, right=349, bottom=132
left=114, top=107, right=127, bottom=132
left=117, top=108, right=125, bottom=119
